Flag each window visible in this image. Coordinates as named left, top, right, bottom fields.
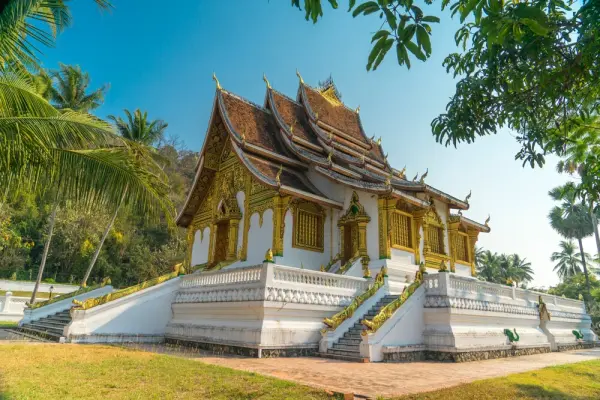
left=391, top=211, right=412, bottom=250
left=428, top=225, right=445, bottom=255
left=454, top=232, right=470, bottom=263
left=293, top=202, right=324, bottom=252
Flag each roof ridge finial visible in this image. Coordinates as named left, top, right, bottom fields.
left=377, top=136, right=382, bottom=146
left=212, top=72, right=222, bottom=90
left=263, top=73, right=271, bottom=89
left=419, top=168, right=428, bottom=183
left=485, top=214, right=491, bottom=227
left=296, top=69, right=304, bottom=84
left=355, top=105, right=360, bottom=113
left=465, top=190, right=472, bottom=204
left=412, top=173, right=419, bottom=182
left=399, top=165, right=406, bottom=179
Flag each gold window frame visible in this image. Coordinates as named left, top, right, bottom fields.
left=454, top=230, right=471, bottom=265
left=390, top=209, right=415, bottom=253
left=292, top=201, right=325, bottom=253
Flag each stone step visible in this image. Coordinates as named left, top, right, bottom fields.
left=44, top=315, right=71, bottom=322
left=37, top=319, right=69, bottom=328
left=18, top=326, right=61, bottom=342
left=332, top=343, right=359, bottom=352
left=338, top=337, right=362, bottom=346
left=24, top=323, right=63, bottom=336
left=327, top=348, right=361, bottom=357
left=343, top=333, right=363, bottom=341
left=317, top=352, right=368, bottom=363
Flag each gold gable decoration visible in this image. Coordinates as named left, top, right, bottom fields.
left=447, top=215, right=481, bottom=277
left=338, top=191, right=371, bottom=266
left=415, top=204, right=449, bottom=271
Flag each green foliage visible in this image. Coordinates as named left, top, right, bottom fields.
left=289, top=1, right=600, bottom=171
left=0, top=143, right=195, bottom=288
left=476, top=249, right=534, bottom=285
left=551, top=240, right=591, bottom=280
left=548, top=274, right=600, bottom=301
left=49, top=63, right=108, bottom=112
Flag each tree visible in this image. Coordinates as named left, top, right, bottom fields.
left=0, top=1, right=111, bottom=73
left=290, top=1, right=600, bottom=169
left=549, top=274, right=600, bottom=302
left=549, top=185, right=595, bottom=302
left=49, top=63, right=107, bottom=112
left=556, top=127, right=600, bottom=259
left=551, top=240, right=589, bottom=280
left=476, top=250, right=500, bottom=283
left=505, top=254, right=534, bottom=286
left=477, top=249, right=534, bottom=285
left=80, top=109, right=170, bottom=287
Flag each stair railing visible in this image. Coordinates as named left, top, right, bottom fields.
left=322, top=266, right=387, bottom=332
left=361, top=270, right=424, bottom=335
left=28, top=277, right=112, bottom=310
left=72, top=265, right=183, bottom=311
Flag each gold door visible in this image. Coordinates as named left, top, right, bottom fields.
left=343, top=223, right=358, bottom=263
left=213, top=221, right=229, bottom=263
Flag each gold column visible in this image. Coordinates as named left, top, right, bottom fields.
left=240, top=177, right=251, bottom=261
left=357, top=221, right=368, bottom=257
left=208, top=223, right=217, bottom=264
left=413, top=212, right=424, bottom=265
left=447, top=220, right=460, bottom=273
left=339, top=225, right=345, bottom=260
left=272, top=195, right=290, bottom=256
left=467, top=228, right=480, bottom=276
left=226, top=219, right=240, bottom=260
left=377, top=197, right=390, bottom=259
left=185, top=226, right=195, bottom=269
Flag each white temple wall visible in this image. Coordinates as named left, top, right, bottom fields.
left=454, top=263, right=471, bottom=277
left=306, top=168, right=346, bottom=203
left=191, top=227, right=210, bottom=267
left=247, top=210, right=273, bottom=265
left=391, top=248, right=416, bottom=264
left=278, top=210, right=332, bottom=270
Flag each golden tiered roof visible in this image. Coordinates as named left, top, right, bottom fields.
left=177, top=73, right=485, bottom=230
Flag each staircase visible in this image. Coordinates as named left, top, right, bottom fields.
left=18, top=310, right=72, bottom=342
left=319, top=295, right=397, bottom=362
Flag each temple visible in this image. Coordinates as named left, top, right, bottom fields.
left=18, top=72, right=598, bottom=361
left=178, top=72, right=488, bottom=277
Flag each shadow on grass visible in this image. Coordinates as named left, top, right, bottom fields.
left=515, top=384, right=593, bottom=400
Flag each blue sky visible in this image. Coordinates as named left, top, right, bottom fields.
left=40, top=1, right=596, bottom=287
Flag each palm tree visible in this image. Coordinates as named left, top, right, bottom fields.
left=80, top=110, right=169, bottom=287
left=556, top=126, right=600, bottom=260
left=506, top=254, right=534, bottom=285
left=477, top=250, right=501, bottom=283
left=0, top=1, right=111, bottom=73
left=110, top=109, right=168, bottom=146
left=549, top=185, right=595, bottom=301
left=49, top=63, right=107, bottom=112
left=551, top=240, right=588, bottom=280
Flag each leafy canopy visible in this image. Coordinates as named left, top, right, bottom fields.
left=291, top=0, right=600, bottom=168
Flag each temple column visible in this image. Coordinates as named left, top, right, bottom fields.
left=447, top=219, right=460, bottom=273
left=208, top=223, right=217, bottom=264
left=467, top=228, right=480, bottom=277
left=272, top=195, right=290, bottom=256
left=377, top=197, right=391, bottom=259
left=413, top=212, right=424, bottom=266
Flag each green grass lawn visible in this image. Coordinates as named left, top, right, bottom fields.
left=0, top=321, right=17, bottom=328
left=0, top=344, right=598, bottom=400
left=0, top=344, right=331, bottom=400
left=395, top=359, right=600, bottom=400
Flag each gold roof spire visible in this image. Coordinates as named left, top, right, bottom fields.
left=419, top=168, right=428, bottom=183
left=355, top=105, right=360, bottom=113
left=296, top=69, right=304, bottom=84
left=212, top=72, right=221, bottom=90
left=377, top=137, right=382, bottom=145
left=263, top=73, right=271, bottom=89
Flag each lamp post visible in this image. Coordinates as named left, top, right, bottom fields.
left=49, top=285, right=54, bottom=300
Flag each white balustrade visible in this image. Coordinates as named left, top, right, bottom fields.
left=175, top=263, right=369, bottom=306
left=180, top=265, right=264, bottom=288
left=0, top=293, right=32, bottom=321
left=423, top=273, right=586, bottom=315
left=272, top=265, right=368, bottom=291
